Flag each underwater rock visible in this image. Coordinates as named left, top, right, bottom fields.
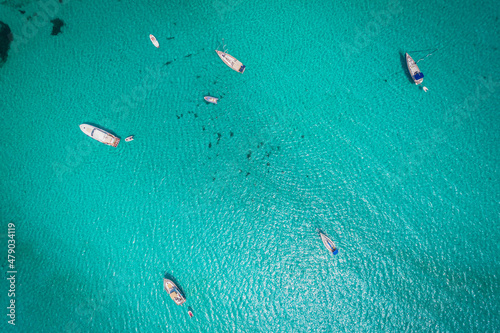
left=50, top=18, right=64, bottom=35
left=0, top=22, right=13, bottom=66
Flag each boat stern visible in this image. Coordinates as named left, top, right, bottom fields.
left=111, top=137, right=120, bottom=147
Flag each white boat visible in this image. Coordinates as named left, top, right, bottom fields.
left=204, top=96, right=218, bottom=104
left=216, top=50, right=245, bottom=73
left=317, top=230, right=338, bottom=255
left=79, top=124, right=120, bottom=147
left=163, top=279, right=186, bottom=305
left=406, top=53, right=424, bottom=85
left=150, top=34, right=159, bottom=48
left=125, top=136, right=134, bottom=142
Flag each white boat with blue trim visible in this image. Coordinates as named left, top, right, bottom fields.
left=318, top=229, right=338, bottom=255
left=406, top=53, right=424, bottom=85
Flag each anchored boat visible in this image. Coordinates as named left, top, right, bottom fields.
left=79, top=124, right=120, bottom=147
left=163, top=279, right=186, bottom=305
left=406, top=53, right=424, bottom=85
left=216, top=50, right=245, bottom=73
left=150, top=34, right=159, bottom=48
left=204, top=96, right=218, bottom=104
left=125, top=136, right=134, bottom=142
left=317, top=229, right=338, bottom=255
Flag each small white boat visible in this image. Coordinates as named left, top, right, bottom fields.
left=163, top=279, right=186, bottom=305
left=216, top=50, right=245, bottom=73
left=317, top=230, right=338, bottom=255
left=79, top=124, right=120, bottom=147
left=204, top=96, right=218, bottom=104
left=125, top=136, right=134, bottom=142
left=406, top=53, right=424, bottom=85
left=150, top=34, right=159, bottom=48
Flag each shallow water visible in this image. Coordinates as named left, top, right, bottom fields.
left=1, top=0, right=499, bottom=331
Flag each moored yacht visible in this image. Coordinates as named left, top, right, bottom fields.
left=79, top=124, right=120, bottom=147
left=405, top=53, right=424, bottom=85
left=163, top=279, right=186, bottom=305
left=216, top=50, right=246, bottom=73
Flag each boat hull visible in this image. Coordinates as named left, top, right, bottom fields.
left=216, top=50, right=245, bottom=73
left=204, top=96, right=218, bottom=104
left=150, top=34, right=159, bottom=48
left=319, top=232, right=338, bottom=255
left=79, top=124, right=120, bottom=147
left=405, top=53, right=423, bottom=85
left=163, top=279, right=186, bottom=305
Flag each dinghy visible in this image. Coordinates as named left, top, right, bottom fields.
left=125, top=136, right=134, bottom=142
left=204, top=96, right=218, bottom=104
left=150, top=34, right=159, bottom=48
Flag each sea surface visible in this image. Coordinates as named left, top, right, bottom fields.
left=1, top=0, right=499, bottom=332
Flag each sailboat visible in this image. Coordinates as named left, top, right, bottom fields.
left=317, top=229, right=338, bottom=255
left=405, top=53, right=424, bottom=85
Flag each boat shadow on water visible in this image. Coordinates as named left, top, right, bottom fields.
left=163, top=272, right=186, bottom=300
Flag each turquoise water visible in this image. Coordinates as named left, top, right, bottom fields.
left=1, top=0, right=499, bottom=331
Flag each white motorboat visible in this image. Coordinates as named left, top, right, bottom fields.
left=216, top=50, right=245, bottom=73
left=163, top=279, right=186, bottom=305
left=204, top=96, right=218, bottom=104
left=79, top=124, right=120, bottom=147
